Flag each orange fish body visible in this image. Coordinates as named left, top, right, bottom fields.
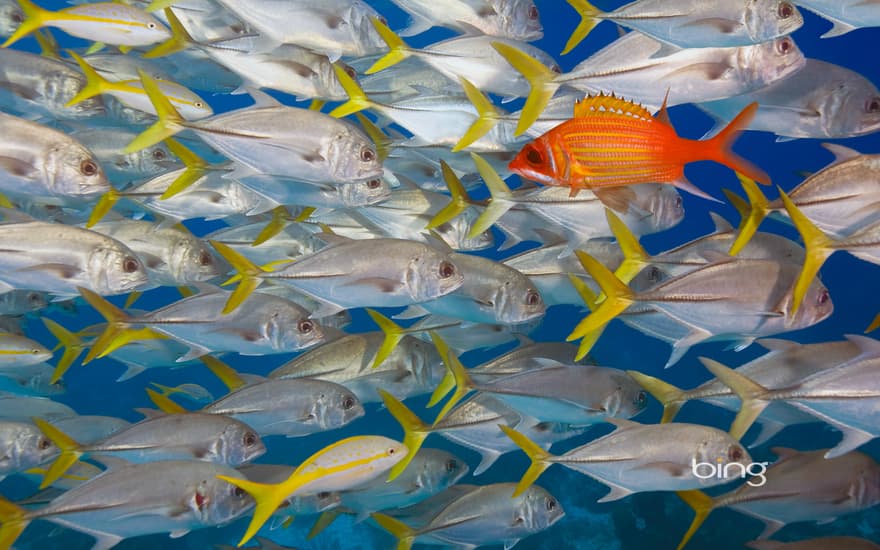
left=509, top=94, right=770, bottom=199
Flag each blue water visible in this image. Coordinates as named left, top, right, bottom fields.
left=5, top=1, right=880, bottom=549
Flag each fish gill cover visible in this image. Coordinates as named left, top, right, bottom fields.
left=0, top=0, right=877, bottom=549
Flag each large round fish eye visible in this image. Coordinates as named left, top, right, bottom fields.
left=635, top=391, right=648, bottom=407
left=728, top=445, right=744, bottom=462
left=445, top=459, right=458, bottom=473
left=152, top=148, right=166, bottom=160
left=528, top=5, right=539, bottom=19
left=525, top=146, right=543, bottom=165
left=438, top=261, right=456, bottom=279
left=367, top=179, right=382, bottom=189
left=775, top=37, right=793, bottom=55
left=525, top=290, right=541, bottom=306
left=80, top=159, right=99, bottom=176
left=198, top=250, right=213, bottom=266
left=243, top=432, right=258, bottom=447
left=866, top=98, right=880, bottom=113
left=122, top=256, right=140, bottom=273
left=777, top=2, right=794, bottom=19
left=360, top=147, right=376, bottom=162
left=342, top=396, right=355, bottom=410
left=297, top=319, right=314, bottom=333
left=545, top=496, right=557, bottom=511
left=816, top=289, right=830, bottom=306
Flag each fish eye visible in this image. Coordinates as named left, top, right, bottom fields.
left=194, top=101, right=204, bottom=108
left=360, top=147, right=376, bottom=162
left=438, top=261, right=456, bottom=279
left=38, top=437, right=51, bottom=450
left=866, top=98, right=880, bottom=113
left=525, top=290, right=541, bottom=306
left=445, top=459, right=458, bottom=473
left=344, top=65, right=357, bottom=79
left=27, top=292, right=41, bottom=304
left=297, top=319, right=314, bottom=333
left=387, top=447, right=396, bottom=456
left=243, top=432, right=257, bottom=447
left=648, top=266, right=661, bottom=282
left=80, top=159, right=99, bottom=176
left=545, top=496, right=556, bottom=511
left=550, top=64, right=561, bottom=74
left=377, top=16, right=387, bottom=26
left=635, top=391, right=647, bottom=407
left=528, top=5, right=539, bottom=19
left=366, top=179, right=381, bottom=189
left=728, top=445, right=744, bottom=462
left=152, top=148, right=166, bottom=160
left=147, top=22, right=157, bottom=29
left=775, top=37, right=793, bottom=55
left=342, top=396, right=355, bottom=410
left=525, top=146, right=543, bottom=165
left=777, top=2, right=794, bottom=19
left=232, top=486, right=245, bottom=498
left=122, top=256, right=140, bottom=273
left=816, top=289, right=830, bottom=306
left=198, top=250, right=213, bottom=266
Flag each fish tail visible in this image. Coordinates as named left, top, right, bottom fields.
left=467, top=152, right=513, bottom=238
left=307, top=509, right=345, bottom=539
left=425, top=160, right=473, bottom=230
left=123, top=291, right=142, bottom=309
left=365, top=18, right=411, bottom=74
left=328, top=63, right=373, bottom=118
left=452, top=77, right=501, bottom=152
left=725, top=173, right=770, bottom=256
left=491, top=41, right=559, bottom=135
left=371, top=512, right=417, bottom=550
left=379, top=389, right=430, bottom=482
left=77, top=287, right=164, bottom=363
left=199, top=356, right=247, bottom=391
left=0, top=493, right=29, bottom=549
left=605, top=209, right=650, bottom=285
left=252, top=206, right=291, bottom=247
left=675, top=490, right=715, bottom=550
left=567, top=251, right=634, bottom=348
left=124, top=70, right=185, bottom=154
left=867, top=313, right=880, bottom=333
left=777, top=188, right=835, bottom=316
left=64, top=50, right=112, bottom=107
left=208, top=241, right=266, bottom=314
left=698, top=357, right=770, bottom=441
left=425, top=331, right=455, bottom=407
left=34, top=28, right=58, bottom=58
left=216, top=475, right=284, bottom=547
left=0, top=0, right=51, bottom=48
left=31, top=418, right=84, bottom=489
left=499, top=425, right=553, bottom=497
left=366, top=308, right=406, bottom=369
left=625, top=371, right=686, bottom=423
left=86, top=188, right=121, bottom=227
left=145, top=386, right=188, bottom=414
left=566, top=273, right=605, bottom=362
left=703, top=103, right=770, bottom=185
left=428, top=333, right=474, bottom=426
left=41, top=318, right=85, bottom=384
left=143, top=8, right=192, bottom=58
left=160, top=138, right=210, bottom=199
left=562, top=0, right=603, bottom=55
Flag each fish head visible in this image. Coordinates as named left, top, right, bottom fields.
left=516, top=485, right=565, bottom=532
left=199, top=471, right=256, bottom=526
left=265, top=306, right=326, bottom=352
left=329, top=122, right=384, bottom=183
left=605, top=372, right=649, bottom=419
left=0, top=0, right=22, bottom=37
left=787, top=278, right=834, bottom=329
left=129, top=141, right=182, bottom=177
left=57, top=74, right=106, bottom=119
left=104, top=95, right=156, bottom=125
left=315, top=384, right=365, bottom=430
left=509, top=135, right=565, bottom=187
left=405, top=251, right=464, bottom=302
left=818, top=78, right=880, bottom=138
left=322, top=61, right=358, bottom=102
left=494, top=276, right=545, bottom=324
left=620, top=183, right=686, bottom=236
left=498, top=0, right=544, bottom=41
left=88, top=244, right=150, bottom=295
left=745, top=0, right=803, bottom=43
left=347, top=1, right=389, bottom=56
left=742, top=36, right=806, bottom=88
left=48, top=143, right=111, bottom=200
left=219, top=420, right=266, bottom=466
left=337, top=177, right=391, bottom=208
left=411, top=449, right=470, bottom=494
left=691, top=431, right=753, bottom=487
left=435, top=208, right=496, bottom=252
left=171, top=237, right=226, bottom=284
left=16, top=422, right=59, bottom=469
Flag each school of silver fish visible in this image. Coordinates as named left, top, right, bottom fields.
left=0, top=0, right=877, bottom=549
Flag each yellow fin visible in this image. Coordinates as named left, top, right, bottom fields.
left=452, top=77, right=500, bottom=152
left=35, top=29, right=59, bottom=59
left=32, top=418, right=83, bottom=489
left=867, top=312, right=880, bottom=333
left=698, top=357, right=769, bottom=441
left=309, top=99, right=325, bottom=111
left=499, top=425, right=553, bottom=497
left=145, top=387, right=187, bottom=414
left=491, top=42, right=559, bottom=136
left=467, top=152, right=512, bottom=239
left=728, top=173, right=769, bottom=256
left=87, top=188, right=120, bottom=227
left=199, top=355, right=247, bottom=391
left=328, top=63, right=372, bottom=119
left=425, top=332, right=454, bottom=407
left=123, top=291, right=141, bottom=309
left=366, top=309, right=406, bottom=369
left=562, top=0, right=602, bottom=55
left=425, top=160, right=472, bottom=230
left=380, top=389, right=430, bottom=482
left=1, top=0, right=50, bottom=48
left=429, top=336, right=474, bottom=426
left=216, top=475, right=286, bottom=547
left=574, top=93, right=653, bottom=121
left=307, top=509, right=344, bottom=540
left=675, top=490, right=716, bottom=550
left=41, top=318, right=85, bottom=383
left=566, top=251, right=633, bottom=345
left=143, top=7, right=191, bottom=58
left=625, top=370, right=685, bottom=423
left=605, top=208, right=650, bottom=286
left=365, top=17, right=410, bottom=74
left=77, top=287, right=166, bottom=363
left=160, top=138, right=209, bottom=199
left=354, top=113, right=390, bottom=162
left=64, top=50, right=113, bottom=107
left=124, top=70, right=185, bottom=154
left=208, top=241, right=265, bottom=314
left=0, top=493, right=29, bottom=550
left=371, top=512, right=417, bottom=550
left=566, top=273, right=604, bottom=361
left=777, top=187, right=834, bottom=317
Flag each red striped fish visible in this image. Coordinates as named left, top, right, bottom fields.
left=508, top=94, right=770, bottom=200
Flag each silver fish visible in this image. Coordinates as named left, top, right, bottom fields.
left=390, top=0, right=542, bottom=39
left=0, top=420, right=57, bottom=479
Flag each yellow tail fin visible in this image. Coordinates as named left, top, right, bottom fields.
left=366, top=309, right=406, bottom=369
left=34, top=29, right=59, bottom=59
left=429, top=338, right=475, bottom=426
left=867, top=312, right=880, bottom=333
left=0, top=494, right=29, bottom=549
left=491, top=42, right=559, bottom=135
left=562, top=0, right=603, bottom=54
left=77, top=287, right=165, bottom=363
left=426, top=332, right=454, bottom=407
left=143, top=7, right=192, bottom=58
left=329, top=63, right=373, bottom=119
left=379, top=389, right=430, bottom=482
left=371, top=512, right=417, bottom=550
left=777, top=188, right=834, bottom=317
left=87, top=188, right=120, bottom=228
left=308, top=509, right=345, bottom=539
left=698, top=357, right=769, bottom=441
left=253, top=206, right=291, bottom=247
left=567, top=251, right=633, bottom=344
left=452, top=77, right=501, bottom=152
left=605, top=209, right=650, bottom=286
left=675, top=490, right=716, bottom=550
left=1, top=0, right=51, bottom=48
left=467, top=152, right=513, bottom=239
left=625, top=370, right=686, bottom=423
left=209, top=241, right=266, bottom=314
left=42, top=318, right=85, bottom=383
left=215, top=475, right=286, bottom=547
left=124, top=70, right=186, bottom=154
left=31, top=418, right=84, bottom=489
left=365, top=18, right=411, bottom=74
left=64, top=50, right=114, bottom=107
left=566, top=273, right=603, bottom=361
left=160, top=138, right=211, bottom=199
left=145, top=387, right=188, bottom=414
left=499, top=425, right=553, bottom=497
left=424, top=160, right=473, bottom=231
left=728, top=174, right=770, bottom=256
left=200, top=355, right=247, bottom=391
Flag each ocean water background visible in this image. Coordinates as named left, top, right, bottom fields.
left=4, top=0, right=880, bottom=548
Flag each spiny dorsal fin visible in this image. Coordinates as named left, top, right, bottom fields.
left=573, top=93, right=653, bottom=121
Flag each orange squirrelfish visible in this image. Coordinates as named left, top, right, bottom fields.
left=508, top=93, right=770, bottom=200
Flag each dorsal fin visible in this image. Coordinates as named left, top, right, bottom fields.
left=573, top=93, right=654, bottom=121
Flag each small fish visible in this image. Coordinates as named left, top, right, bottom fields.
left=389, top=0, right=542, bottom=40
